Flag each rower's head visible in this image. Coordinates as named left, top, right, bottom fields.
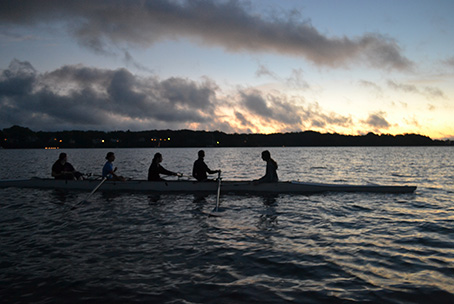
left=58, top=153, right=67, bottom=162
left=198, top=150, right=205, bottom=158
left=261, top=150, right=271, bottom=161
left=106, top=152, right=115, bottom=161
left=153, top=152, right=162, bottom=163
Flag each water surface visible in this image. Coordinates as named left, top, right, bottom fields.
left=1, top=147, right=453, bottom=303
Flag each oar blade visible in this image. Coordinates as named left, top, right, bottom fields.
left=208, top=206, right=226, bottom=217
left=71, top=200, right=85, bottom=210
left=70, top=199, right=89, bottom=210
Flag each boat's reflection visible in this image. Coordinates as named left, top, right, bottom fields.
left=148, top=193, right=209, bottom=205
left=51, top=189, right=70, bottom=204
left=148, top=193, right=161, bottom=204
left=192, top=194, right=208, bottom=204
left=258, top=194, right=279, bottom=229
left=101, top=191, right=123, bottom=202
left=262, top=194, right=277, bottom=206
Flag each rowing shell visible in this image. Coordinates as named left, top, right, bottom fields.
left=0, top=178, right=417, bottom=194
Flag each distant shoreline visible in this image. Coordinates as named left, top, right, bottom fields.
left=1, top=125, right=452, bottom=149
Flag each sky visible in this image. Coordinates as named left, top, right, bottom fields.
left=0, top=0, right=453, bottom=139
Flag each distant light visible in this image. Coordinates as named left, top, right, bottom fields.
left=168, top=138, right=170, bottom=141
left=217, top=141, right=220, bottom=145
left=102, top=139, right=105, bottom=143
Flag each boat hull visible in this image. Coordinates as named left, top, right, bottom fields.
left=0, top=178, right=417, bottom=194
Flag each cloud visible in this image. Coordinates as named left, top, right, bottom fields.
left=0, top=60, right=218, bottom=131
left=301, top=102, right=353, bottom=130
left=234, top=111, right=253, bottom=128
left=237, top=90, right=352, bottom=132
left=256, top=64, right=309, bottom=90
left=0, top=0, right=412, bottom=70
left=240, top=91, right=274, bottom=118
left=255, top=64, right=277, bottom=79
left=359, top=80, right=383, bottom=96
left=1, top=59, right=360, bottom=134
left=285, top=68, right=310, bottom=89
left=0, top=59, right=36, bottom=96
left=387, top=80, right=418, bottom=93
left=404, top=115, right=420, bottom=128
left=123, top=51, right=154, bottom=73
left=362, top=112, right=390, bottom=130
left=239, top=90, right=302, bottom=125
left=442, top=56, right=454, bottom=67
left=387, top=80, right=446, bottom=99
left=423, top=87, right=445, bottom=99
left=0, top=30, right=39, bottom=42
left=12, top=58, right=444, bottom=137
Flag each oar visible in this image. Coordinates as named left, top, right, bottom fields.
left=71, top=177, right=107, bottom=210
left=209, top=171, right=222, bottom=216
left=215, top=171, right=221, bottom=211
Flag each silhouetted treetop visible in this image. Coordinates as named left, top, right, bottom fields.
left=1, top=126, right=451, bottom=149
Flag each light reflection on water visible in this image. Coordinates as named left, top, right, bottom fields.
left=1, top=147, right=454, bottom=303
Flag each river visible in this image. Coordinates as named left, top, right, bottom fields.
left=1, top=147, right=453, bottom=303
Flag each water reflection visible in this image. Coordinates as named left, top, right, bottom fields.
left=148, top=194, right=161, bottom=204
left=192, top=194, right=208, bottom=205
left=100, top=191, right=122, bottom=202
left=256, top=195, right=279, bottom=230
left=50, top=190, right=70, bottom=204
left=262, top=194, right=277, bottom=206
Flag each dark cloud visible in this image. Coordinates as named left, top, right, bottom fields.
left=0, top=60, right=374, bottom=134
left=239, top=90, right=302, bottom=126
left=234, top=111, right=253, bottom=128
left=300, top=103, right=353, bottom=130
left=123, top=50, right=154, bottom=73
left=240, top=91, right=274, bottom=118
left=0, top=60, right=218, bottom=131
left=0, top=0, right=412, bottom=70
left=159, top=77, right=217, bottom=112
left=238, top=90, right=352, bottom=132
left=266, top=95, right=303, bottom=125
left=362, top=112, right=390, bottom=130
left=0, top=59, right=36, bottom=96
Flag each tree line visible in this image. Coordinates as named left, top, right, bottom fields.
left=1, top=125, right=452, bottom=149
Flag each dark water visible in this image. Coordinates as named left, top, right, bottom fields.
left=1, top=147, right=453, bottom=303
